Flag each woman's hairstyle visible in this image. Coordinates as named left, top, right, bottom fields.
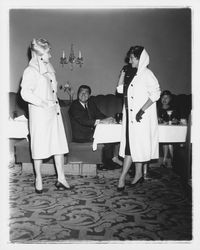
left=125, top=45, right=144, bottom=63
left=161, top=90, right=172, bottom=98
left=30, top=38, right=51, bottom=55
left=77, top=85, right=92, bottom=96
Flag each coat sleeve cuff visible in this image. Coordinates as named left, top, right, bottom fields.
left=117, top=85, right=123, bottom=94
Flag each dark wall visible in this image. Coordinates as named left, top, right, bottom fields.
left=10, top=8, right=191, bottom=99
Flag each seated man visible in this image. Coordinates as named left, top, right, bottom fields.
left=69, top=84, right=122, bottom=169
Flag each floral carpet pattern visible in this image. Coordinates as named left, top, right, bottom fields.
left=9, top=165, right=192, bottom=243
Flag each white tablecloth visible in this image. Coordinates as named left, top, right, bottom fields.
left=7, top=117, right=29, bottom=139
left=93, top=123, right=187, bottom=151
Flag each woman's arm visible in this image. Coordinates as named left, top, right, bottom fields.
left=141, top=98, right=153, bottom=111
left=116, top=70, right=125, bottom=94
left=146, top=71, right=161, bottom=103
left=117, top=70, right=125, bottom=86
left=21, top=68, right=47, bottom=107
left=136, top=71, right=161, bottom=122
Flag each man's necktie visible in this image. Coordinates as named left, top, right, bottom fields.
left=84, top=104, right=90, bottom=118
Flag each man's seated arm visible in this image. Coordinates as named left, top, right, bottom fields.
left=99, top=117, right=115, bottom=124
left=90, top=100, right=115, bottom=124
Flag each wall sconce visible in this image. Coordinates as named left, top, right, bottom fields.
left=60, top=44, right=84, bottom=71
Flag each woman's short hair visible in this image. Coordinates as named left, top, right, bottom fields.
left=161, top=90, right=172, bottom=98
left=77, top=85, right=92, bottom=95
left=125, top=45, right=144, bottom=63
left=30, top=38, right=51, bottom=55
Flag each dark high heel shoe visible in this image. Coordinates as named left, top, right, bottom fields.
left=117, top=186, right=125, bottom=192
left=161, top=162, right=167, bottom=168
left=130, top=177, right=144, bottom=187
left=35, top=188, right=43, bottom=194
left=35, top=179, right=43, bottom=194
left=55, top=181, right=73, bottom=191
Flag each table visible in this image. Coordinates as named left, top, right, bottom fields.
left=93, top=123, right=187, bottom=151
left=7, top=116, right=29, bottom=139
left=7, top=116, right=29, bottom=164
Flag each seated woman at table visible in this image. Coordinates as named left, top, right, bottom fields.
left=157, top=90, right=180, bottom=167
left=116, top=45, right=161, bottom=191
left=69, top=84, right=123, bottom=169
left=157, top=90, right=180, bottom=125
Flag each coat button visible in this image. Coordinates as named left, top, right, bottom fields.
left=131, top=121, right=133, bottom=123
left=131, top=96, right=133, bottom=99
left=130, top=109, right=133, bottom=111
left=57, top=112, right=60, bottom=115
left=50, top=80, right=53, bottom=82
left=56, top=101, right=58, bottom=104
left=131, top=84, right=133, bottom=86
left=52, top=90, right=55, bottom=93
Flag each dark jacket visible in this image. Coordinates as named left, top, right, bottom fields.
left=69, top=98, right=106, bottom=142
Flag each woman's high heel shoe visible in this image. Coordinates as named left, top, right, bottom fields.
left=161, top=162, right=167, bottom=168
left=55, top=181, right=73, bottom=191
left=130, top=177, right=144, bottom=187
left=35, top=178, right=43, bottom=194
left=117, top=186, right=125, bottom=192
left=35, top=188, right=43, bottom=194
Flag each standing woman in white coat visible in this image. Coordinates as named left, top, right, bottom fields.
left=21, top=38, right=71, bottom=193
left=117, top=46, right=161, bottom=191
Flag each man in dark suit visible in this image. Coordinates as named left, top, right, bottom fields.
left=69, top=85, right=122, bottom=169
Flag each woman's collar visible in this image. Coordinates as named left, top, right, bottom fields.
left=29, top=57, right=55, bottom=75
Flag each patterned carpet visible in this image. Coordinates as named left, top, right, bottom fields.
left=9, top=164, right=192, bottom=243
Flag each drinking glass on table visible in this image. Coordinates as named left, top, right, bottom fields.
left=166, top=110, right=173, bottom=125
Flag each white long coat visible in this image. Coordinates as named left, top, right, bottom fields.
left=117, top=49, right=161, bottom=162
left=21, top=57, right=69, bottom=159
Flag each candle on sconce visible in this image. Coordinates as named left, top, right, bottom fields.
left=62, top=50, right=65, bottom=58
left=78, top=50, right=82, bottom=59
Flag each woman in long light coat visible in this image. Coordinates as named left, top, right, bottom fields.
left=21, top=38, right=71, bottom=193
left=117, top=46, right=161, bottom=191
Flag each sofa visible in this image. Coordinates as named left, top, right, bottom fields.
left=11, top=92, right=123, bottom=167
left=10, top=91, right=191, bottom=176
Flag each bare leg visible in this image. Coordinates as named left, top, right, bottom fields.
left=33, top=159, right=43, bottom=190
left=118, top=155, right=132, bottom=188
left=168, top=144, right=173, bottom=159
left=54, top=154, right=70, bottom=188
left=143, top=163, right=148, bottom=179
left=131, top=162, right=143, bottom=184
left=168, top=144, right=174, bottom=166
left=112, top=143, right=123, bottom=166
left=162, top=144, right=169, bottom=165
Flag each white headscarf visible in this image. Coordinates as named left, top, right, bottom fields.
left=137, top=49, right=150, bottom=75
left=29, top=38, right=55, bottom=74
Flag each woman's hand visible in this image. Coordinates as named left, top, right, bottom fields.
left=40, top=100, right=49, bottom=108
left=158, top=117, right=164, bottom=124
left=40, top=100, right=56, bottom=108
left=100, top=117, right=115, bottom=124
left=136, top=109, right=145, bottom=122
